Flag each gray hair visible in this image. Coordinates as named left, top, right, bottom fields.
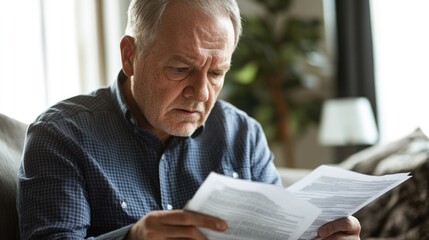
left=126, top=0, right=242, bottom=56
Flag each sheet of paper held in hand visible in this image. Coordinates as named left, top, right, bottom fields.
left=185, top=165, right=411, bottom=240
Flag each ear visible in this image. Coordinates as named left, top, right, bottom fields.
left=120, top=35, right=136, bottom=77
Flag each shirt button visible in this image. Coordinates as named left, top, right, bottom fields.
left=167, top=204, right=173, bottom=210
left=121, top=201, right=127, bottom=209
left=232, top=172, right=239, bottom=178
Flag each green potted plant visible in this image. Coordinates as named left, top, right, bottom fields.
left=222, top=0, right=327, bottom=167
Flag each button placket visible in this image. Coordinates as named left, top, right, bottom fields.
left=159, top=153, right=172, bottom=211
left=159, top=140, right=184, bottom=211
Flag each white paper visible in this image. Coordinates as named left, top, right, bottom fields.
left=185, top=172, right=321, bottom=240
left=287, top=165, right=411, bottom=240
left=185, top=165, right=411, bottom=240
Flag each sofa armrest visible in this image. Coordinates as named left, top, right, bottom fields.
left=276, top=167, right=312, bottom=187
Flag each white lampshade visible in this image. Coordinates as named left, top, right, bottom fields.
left=319, top=97, right=378, bottom=146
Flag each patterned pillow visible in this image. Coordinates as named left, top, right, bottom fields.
left=344, top=129, right=429, bottom=239
left=339, top=128, right=428, bottom=174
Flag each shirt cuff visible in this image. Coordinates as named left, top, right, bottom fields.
left=91, top=224, right=133, bottom=240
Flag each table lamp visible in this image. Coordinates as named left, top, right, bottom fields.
left=319, top=97, right=378, bottom=146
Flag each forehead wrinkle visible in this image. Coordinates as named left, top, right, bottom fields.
left=193, top=17, right=234, bottom=52
left=171, top=49, right=231, bottom=71
left=157, top=2, right=234, bottom=71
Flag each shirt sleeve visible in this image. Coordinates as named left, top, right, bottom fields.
left=249, top=120, right=283, bottom=187
left=91, top=225, right=132, bottom=240
left=17, top=121, right=131, bottom=240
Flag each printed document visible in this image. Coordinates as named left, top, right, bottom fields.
left=185, top=165, right=411, bottom=240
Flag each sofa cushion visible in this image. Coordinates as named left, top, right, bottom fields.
left=341, top=128, right=429, bottom=239
left=0, top=113, right=28, bottom=240
left=338, top=128, right=427, bottom=174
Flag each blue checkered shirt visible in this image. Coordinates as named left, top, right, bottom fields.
left=17, top=71, right=281, bottom=239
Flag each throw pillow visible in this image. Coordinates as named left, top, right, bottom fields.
left=344, top=128, right=429, bottom=239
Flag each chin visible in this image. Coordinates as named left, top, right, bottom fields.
left=169, top=130, right=195, bottom=137
left=166, top=123, right=200, bottom=137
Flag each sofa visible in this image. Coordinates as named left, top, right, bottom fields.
left=1, top=112, right=428, bottom=239
left=0, top=113, right=27, bottom=239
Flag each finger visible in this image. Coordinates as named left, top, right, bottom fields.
left=137, top=212, right=209, bottom=240
left=156, top=225, right=207, bottom=239
left=158, top=210, right=228, bottom=231
left=143, top=227, right=206, bottom=239
left=318, top=216, right=361, bottom=238
left=319, top=232, right=360, bottom=240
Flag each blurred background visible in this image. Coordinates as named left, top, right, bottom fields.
left=1, top=0, right=428, bottom=169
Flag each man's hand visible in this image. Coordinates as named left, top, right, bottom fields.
left=126, top=210, right=227, bottom=240
left=317, top=216, right=361, bottom=240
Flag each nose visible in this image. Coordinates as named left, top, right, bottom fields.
left=183, top=72, right=209, bottom=102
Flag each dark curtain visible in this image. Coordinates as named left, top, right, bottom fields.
left=334, top=0, right=378, bottom=161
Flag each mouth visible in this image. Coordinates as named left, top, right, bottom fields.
left=172, top=102, right=205, bottom=120
left=181, top=108, right=200, bottom=113
left=175, top=108, right=203, bottom=117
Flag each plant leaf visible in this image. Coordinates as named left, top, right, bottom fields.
left=233, top=62, right=259, bottom=85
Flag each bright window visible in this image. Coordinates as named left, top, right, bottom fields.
left=0, top=0, right=125, bottom=124
left=370, top=0, right=429, bottom=142
left=0, top=1, right=47, bottom=124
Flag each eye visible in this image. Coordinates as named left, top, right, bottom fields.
left=209, top=70, right=224, bottom=78
left=173, top=67, right=189, bottom=73
left=208, top=71, right=225, bottom=87
left=166, top=66, right=190, bottom=80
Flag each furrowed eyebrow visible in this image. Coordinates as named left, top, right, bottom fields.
left=169, top=55, right=230, bottom=72
left=170, top=55, right=194, bottom=66
left=218, top=64, right=231, bottom=72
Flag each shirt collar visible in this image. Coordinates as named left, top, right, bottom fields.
left=110, top=70, right=205, bottom=138
left=110, top=70, right=134, bottom=123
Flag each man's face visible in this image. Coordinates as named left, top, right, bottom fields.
left=126, top=2, right=235, bottom=141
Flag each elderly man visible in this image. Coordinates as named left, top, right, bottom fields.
left=17, top=0, right=361, bottom=239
